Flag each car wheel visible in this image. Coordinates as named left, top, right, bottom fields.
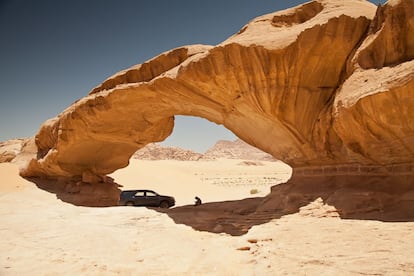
left=126, top=201, right=134, bottom=206
left=159, top=201, right=169, bottom=209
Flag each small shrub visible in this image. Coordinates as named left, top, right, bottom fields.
left=237, top=246, right=251, bottom=251
left=250, top=188, right=260, bottom=195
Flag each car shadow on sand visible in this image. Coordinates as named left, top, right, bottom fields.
left=156, top=173, right=414, bottom=236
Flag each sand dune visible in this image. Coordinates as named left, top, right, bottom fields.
left=1, top=160, right=414, bottom=275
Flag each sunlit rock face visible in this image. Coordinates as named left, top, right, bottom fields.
left=333, top=0, right=414, bottom=167
left=20, top=0, right=413, bottom=184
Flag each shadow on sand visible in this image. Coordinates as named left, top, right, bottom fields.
left=26, top=172, right=414, bottom=236
left=26, top=177, right=122, bottom=207
left=156, top=173, right=414, bottom=236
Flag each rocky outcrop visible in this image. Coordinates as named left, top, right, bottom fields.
left=132, top=143, right=202, bottom=161
left=201, top=139, right=277, bottom=161
left=0, top=139, right=28, bottom=163
left=351, top=0, right=414, bottom=70
left=133, top=139, right=276, bottom=161
left=18, top=0, right=414, bottom=206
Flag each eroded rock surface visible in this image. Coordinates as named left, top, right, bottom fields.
left=18, top=0, right=414, bottom=206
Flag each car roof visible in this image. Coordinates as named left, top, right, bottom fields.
left=121, top=189, right=156, bottom=193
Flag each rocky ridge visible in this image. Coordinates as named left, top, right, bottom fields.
left=132, top=143, right=202, bottom=161
left=201, top=140, right=277, bottom=161
left=132, top=139, right=277, bottom=161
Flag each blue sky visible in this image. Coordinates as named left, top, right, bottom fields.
left=0, top=0, right=376, bottom=152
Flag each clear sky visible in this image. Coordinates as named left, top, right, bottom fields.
left=0, top=0, right=376, bottom=153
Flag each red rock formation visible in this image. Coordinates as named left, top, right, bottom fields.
left=18, top=0, right=414, bottom=207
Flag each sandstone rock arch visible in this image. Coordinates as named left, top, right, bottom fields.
left=18, top=0, right=414, bottom=207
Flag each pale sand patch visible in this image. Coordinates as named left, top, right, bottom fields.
left=0, top=163, right=32, bottom=193
left=1, top=162, right=413, bottom=275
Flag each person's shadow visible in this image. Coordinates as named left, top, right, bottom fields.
left=156, top=173, right=414, bottom=236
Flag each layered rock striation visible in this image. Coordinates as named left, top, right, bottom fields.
left=18, top=0, right=414, bottom=206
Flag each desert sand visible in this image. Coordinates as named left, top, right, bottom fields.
left=1, top=160, right=413, bottom=275
left=2, top=0, right=413, bottom=274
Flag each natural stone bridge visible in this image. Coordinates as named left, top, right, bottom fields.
left=17, top=0, right=414, bottom=209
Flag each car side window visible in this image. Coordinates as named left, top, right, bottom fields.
left=134, top=191, right=145, bottom=197
left=146, top=191, right=157, bottom=197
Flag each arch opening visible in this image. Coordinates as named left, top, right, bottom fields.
left=109, top=115, right=292, bottom=207
left=160, top=115, right=237, bottom=154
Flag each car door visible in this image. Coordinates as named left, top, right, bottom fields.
left=133, top=191, right=146, bottom=206
left=144, top=191, right=160, bottom=207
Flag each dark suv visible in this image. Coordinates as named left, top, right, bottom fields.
left=119, top=189, right=175, bottom=208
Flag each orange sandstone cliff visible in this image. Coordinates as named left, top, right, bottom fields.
left=17, top=0, right=413, bottom=208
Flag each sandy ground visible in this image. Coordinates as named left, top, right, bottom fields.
left=112, top=159, right=292, bottom=206
left=1, top=160, right=414, bottom=275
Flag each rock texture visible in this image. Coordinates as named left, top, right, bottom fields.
left=17, top=0, right=414, bottom=206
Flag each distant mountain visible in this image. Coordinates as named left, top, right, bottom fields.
left=201, top=139, right=277, bottom=161
left=133, top=139, right=277, bottom=161
left=132, top=143, right=202, bottom=161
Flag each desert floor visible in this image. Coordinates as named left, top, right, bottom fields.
left=1, top=160, right=414, bottom=275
